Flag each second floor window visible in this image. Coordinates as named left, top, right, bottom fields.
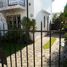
left=8, top=0, right=25, bottom=6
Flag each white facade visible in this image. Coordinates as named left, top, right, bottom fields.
left=0, top=13, right=8, bottom=36
left=0, top=0, right=52, bottom=37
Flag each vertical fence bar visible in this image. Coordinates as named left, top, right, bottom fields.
left=41, top=22, right=43, bottom=67
left=3, top=23, right=8, bottom=67
left=1, top=24, right=4, bottom=67
left=14, top=22, right=17, bottom=67
left=33, top=24, right=35, bottom=67
left=2, top=24, right=7, bottom=67
left=1, top=24, right=5, bottom=67
left=20, top=49, right=23, bottom=67
left=58, top=24, right=61, bottom=67
left=19, top=28, right=23, bottom=67
left=26, top=42, right=28, bottom=67
left=49, top=22, right=51, bottom=67
left=8, top=24, right=12, bottom=67
left=1, top=59, right=4, bottom=67
left=26, top=0, right=29, bottom=66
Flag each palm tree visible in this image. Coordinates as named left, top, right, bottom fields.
left=21, top=17, right=36, bottom=31
left=21, top=17, right=36, bottom=42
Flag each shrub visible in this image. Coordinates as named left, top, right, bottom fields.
left=64, top=33, right=67, bottom=44
left=63, top=24, right=67, bottom=31
left=0, top=17, right=36, bottom=44
left=21, top=17, right=36, bottom=42
left=0, top=29, right=21, bottom=43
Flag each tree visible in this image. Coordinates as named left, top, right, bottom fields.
left=62, top=4, right=67, bottom=30
left=51, top=13, right=62, bottom=30
left=52, top=4, right=67, bottom=30
left=64, top=3, right=67, bottom=13
left=21, top=17, right=36, bottom=31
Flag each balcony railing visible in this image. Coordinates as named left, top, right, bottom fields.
left=8, top=0, right=25, bottom=6
left=0, top=0, right=25, bottom=8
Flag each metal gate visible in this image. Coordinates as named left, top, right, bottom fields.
left=0, top=21, right=66, bottom=67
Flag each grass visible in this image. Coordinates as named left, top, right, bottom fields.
left=43, top=37, right=56, bottom=49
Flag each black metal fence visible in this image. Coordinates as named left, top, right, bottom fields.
left=0, top=22, right=66, bottom=67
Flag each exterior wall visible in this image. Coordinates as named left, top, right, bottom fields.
left=33, top=0, right=51, bottom=38
left=28, top=0, right=34, bottom=19
left=0, top=13, right=8, bottom=36
left=33, top=0, right=51, bottom=32
left=35, top=11, right=49, bottom=31
left=34, top=0, right=52, bottom=18
left=34, top=11, right=50, bottom=38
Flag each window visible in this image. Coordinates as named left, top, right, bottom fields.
left=6, top=15, right=21, bottom=29
left=8, top=0, right=25, bottom=6
left=44, top=16, right=45, bottom=27
left=47, top=16, right=49, bottom=23
left=47, top=16, right=49, bottom=30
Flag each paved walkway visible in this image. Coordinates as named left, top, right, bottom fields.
left=1, top=36, right=64, bottom=67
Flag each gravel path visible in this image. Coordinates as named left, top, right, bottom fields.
left=1, top=36, right=64, bottom=67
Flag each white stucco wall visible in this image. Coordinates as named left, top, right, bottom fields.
left=35, top=11, right=50, bottom=30
left=0, top=13, right=8, bottom=36
left=28, top=0, right=34, bottom=19
left=34, top=0, right=52, bottom=18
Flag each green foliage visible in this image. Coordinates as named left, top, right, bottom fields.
left=64, top=3, right=67, bottom=12
left=21, top=17, right=36, bottom=31
left=64, top=33, right=67, bottom=45
left=1, top=17, right=36, bottom=43
left=21, top=17, right=36, bottom=42
left=52, top=4, right=67, bottom=30
left=51, top=14, right=62, bottom=30
left=64, top=12, right=67, bottom=17
left=52, top=13, right=58, bottom=23
left=64, top=33, right=67, bottom=40
left=63, top=24, right=67, bottom=29
left=3, top=28, right=22, bottom=43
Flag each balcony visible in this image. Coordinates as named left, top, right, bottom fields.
left=0, top=0, right=26, bottom=12
left=8, top=0, right=25, bottom=6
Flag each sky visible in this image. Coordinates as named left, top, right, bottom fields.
left=52, top=0, right=67, bottom=13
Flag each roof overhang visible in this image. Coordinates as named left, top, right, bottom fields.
left=41, top=9, right=50, bottom=15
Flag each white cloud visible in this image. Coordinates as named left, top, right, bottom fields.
left=52, top=0, right=67, bottom=13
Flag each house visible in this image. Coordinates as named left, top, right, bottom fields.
left=0, top=0, right=52, bottom=38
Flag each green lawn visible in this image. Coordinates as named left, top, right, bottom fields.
left=43, top=37, right=56, bottom=49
